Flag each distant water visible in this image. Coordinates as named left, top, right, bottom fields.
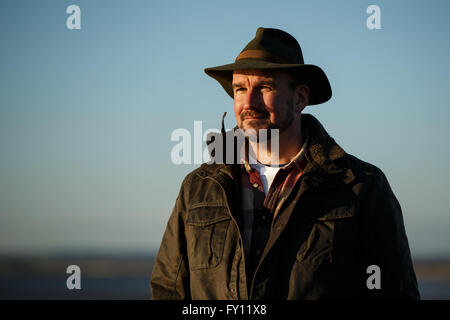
left=417, top=279, right=450, bottom=300
left=0, top=276, right=151, bottom=300
left=1, top=256, right=449, bottom=299
left=1, top=276, right=449, bottom=299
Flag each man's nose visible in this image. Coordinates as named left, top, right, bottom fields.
left=242, top=88, right=261, bottom=110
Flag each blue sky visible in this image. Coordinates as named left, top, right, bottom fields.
left=1, top=0, right=449, bottom=258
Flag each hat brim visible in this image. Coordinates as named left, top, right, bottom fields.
left=205, top=59, right=331, bottom=105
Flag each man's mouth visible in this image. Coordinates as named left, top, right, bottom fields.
left=242, top=113, right=267, bottom=120
left=244, top=116, right=265, bottom=120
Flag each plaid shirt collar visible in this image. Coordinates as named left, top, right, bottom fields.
left=242, top=129, right=310, bottom=175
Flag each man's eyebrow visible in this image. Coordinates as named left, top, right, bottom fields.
left=255, top=80, right=278, bottom=88
left=232, top=80, right=278, bottom=89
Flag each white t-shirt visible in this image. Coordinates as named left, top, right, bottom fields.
left=249, top=161, right=286, bottom=195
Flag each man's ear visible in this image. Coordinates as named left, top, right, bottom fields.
left=295, top=85, right=310, bottom=113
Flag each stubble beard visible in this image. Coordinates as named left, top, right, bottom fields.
left=239, top=97, right=295, bottom=142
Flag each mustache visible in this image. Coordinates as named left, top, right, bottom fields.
left=240, top=110, right=270, bottom=122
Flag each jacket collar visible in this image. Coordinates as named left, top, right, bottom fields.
left=301, top=113, right=345, bottom=165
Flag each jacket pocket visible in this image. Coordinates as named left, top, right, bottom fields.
left=186, top=203, right=231, bottom=271
left=296, top=206, right=354, bottom=265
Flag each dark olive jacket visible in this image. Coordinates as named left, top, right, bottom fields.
left=150, top=114, right=420, bottom=300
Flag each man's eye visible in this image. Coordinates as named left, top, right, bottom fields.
left=235, top=88, right=245, bottom=93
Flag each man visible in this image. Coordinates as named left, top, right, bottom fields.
left=150, top=27, right=420, bottom=299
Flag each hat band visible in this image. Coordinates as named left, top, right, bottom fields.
left=235, top=49, right=287, bottom=63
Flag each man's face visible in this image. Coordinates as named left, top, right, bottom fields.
left=232, top=69, right=302, bottom=135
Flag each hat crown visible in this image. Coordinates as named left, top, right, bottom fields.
left=204, top=27, right=332, bottom=105
left=239, top=27, right=304, bottom=64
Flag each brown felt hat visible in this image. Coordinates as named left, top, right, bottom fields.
left=205, top=27, right=332, bottom=105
